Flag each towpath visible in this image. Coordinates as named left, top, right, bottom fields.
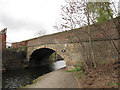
left=21, top=68, right=80, bottom=88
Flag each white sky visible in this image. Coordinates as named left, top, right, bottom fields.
left=0, top=0, right=65, bottom=43
left=0, top=0, right=119, bottom=44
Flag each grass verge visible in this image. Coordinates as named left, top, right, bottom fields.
left=67, top=66, right=85, bottom=78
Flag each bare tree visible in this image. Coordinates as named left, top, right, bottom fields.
left=34, top=28, right=47, bottom=37
left=56, top=0, right=115, bottom=30
left=55, top=0, right=87, bottom=30
left=54, top=0, right=119, bottom=68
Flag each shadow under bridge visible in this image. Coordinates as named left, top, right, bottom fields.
left=29, top=48, right=63, bottom=67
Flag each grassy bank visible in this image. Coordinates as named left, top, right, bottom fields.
left=69, top=60, right=119, bottom=88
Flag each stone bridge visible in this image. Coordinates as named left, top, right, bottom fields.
left=25, top=17, right=119, bottom=69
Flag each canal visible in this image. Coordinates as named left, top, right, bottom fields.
left=2, top=60, right=66, bottom=89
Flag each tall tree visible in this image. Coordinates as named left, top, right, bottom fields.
left=54, top=0, right=117, bottom=67
left=56, top=0, right=114, bottom=30
left=118, top=0, right=120, bottom=16
left=84, top=2, right=97, bottom=67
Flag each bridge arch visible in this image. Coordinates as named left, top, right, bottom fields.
left=27, top=43, right=80, bottom=69
left=29, top=47, right=64, bottom=67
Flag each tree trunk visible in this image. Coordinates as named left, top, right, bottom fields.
left=87, top=4, right=96, bottom=68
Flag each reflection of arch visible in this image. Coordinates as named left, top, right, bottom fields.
left=29, top=48, right=63, bottom=67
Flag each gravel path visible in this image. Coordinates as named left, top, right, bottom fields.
left=21, top=68, right=79, bottom=88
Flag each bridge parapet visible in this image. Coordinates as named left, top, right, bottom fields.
left=27, top=16, right=119, bottom=47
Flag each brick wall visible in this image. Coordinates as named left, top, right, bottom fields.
left=0, top=28, right=7, bottom=50
left=12, top=41, right=27, bottom=48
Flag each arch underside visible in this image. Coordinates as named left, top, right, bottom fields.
left=29, top=48, right=63, bottom=67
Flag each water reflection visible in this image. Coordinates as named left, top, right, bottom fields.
left=52, top=60, right=66, bottom=70
left=2, top=60, right=66, bottom=89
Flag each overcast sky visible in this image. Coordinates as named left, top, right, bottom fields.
left=0, top=0, right=65, bottom=43
left=0, top=0, right=119, bottom=44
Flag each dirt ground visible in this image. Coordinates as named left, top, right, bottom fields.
left=77, top=60, right=119, bottom=88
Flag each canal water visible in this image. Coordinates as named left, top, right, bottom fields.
left=2, top=60, right=66, bottom=89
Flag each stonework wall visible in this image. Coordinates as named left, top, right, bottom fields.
left=27, top=17, right=119, bottom=47
left=27, top=39, right=118, bottom=69
left=23, top=17, right=120, bottom=68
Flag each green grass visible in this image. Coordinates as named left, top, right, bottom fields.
left=76, top=71, right=85, bottom=78
left=67, top=67, right=82, bottom=72
left=108, top=82, right=120, bottom=86
left=67, top=66, right=85, bottom=78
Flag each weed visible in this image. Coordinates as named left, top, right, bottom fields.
left=108, top=82, right=120, bottom=86
left=76, top=72, right=85, bottom=78
left=67, top=67, right=85, bottom=78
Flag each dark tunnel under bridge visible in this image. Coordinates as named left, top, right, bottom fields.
left=29, top=48, right=63, bottom=67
